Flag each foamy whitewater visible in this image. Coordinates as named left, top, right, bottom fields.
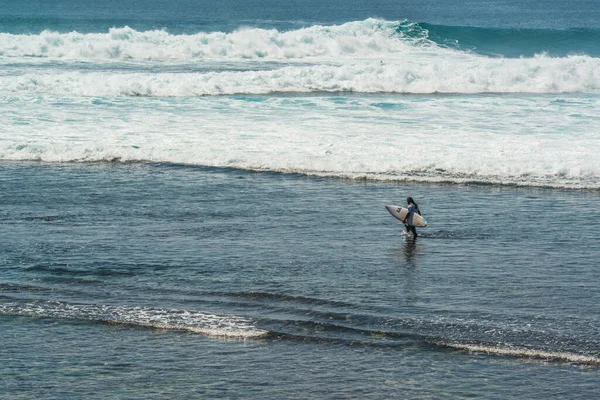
left=2, top=19, right=600, bottom=188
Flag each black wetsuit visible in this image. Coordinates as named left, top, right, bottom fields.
left=405, top=204, right=420, bottom=237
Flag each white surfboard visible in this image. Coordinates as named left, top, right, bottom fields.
left=385, top=205, right=428, bottom=227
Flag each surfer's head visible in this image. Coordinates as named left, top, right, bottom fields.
left=407, top=197, right=414, bottom=205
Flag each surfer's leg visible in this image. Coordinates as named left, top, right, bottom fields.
left=410, top=226, right=418, bottom=237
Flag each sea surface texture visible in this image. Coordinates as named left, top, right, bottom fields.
left=1, top=0, right=599, bottom=398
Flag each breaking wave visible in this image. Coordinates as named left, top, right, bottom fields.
left=3, top=54, right=600, bottom=96
left=2, top=140, right=599, bottom=190
left=3, top=19, right=600, bottom=61
left=0, top=19, right=431, bottom=61
left=2, top=19, right=599, bottom=189
left=1, top=19, right=599, bottom=95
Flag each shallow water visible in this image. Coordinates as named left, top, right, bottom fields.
left=1, top=163, right=599, bottom=398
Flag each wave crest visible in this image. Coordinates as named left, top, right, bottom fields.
left=4, top=54, right=600, bottom=96
left=2, top=19, right=600, bottom=63
left=0, top=19, right=428, bottom=61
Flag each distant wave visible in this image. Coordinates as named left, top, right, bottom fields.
left=0, top=19, right=428, bottom=61
left=0, top=301, right=267, bottom=338
left=2, top=55, right=600, bottom=96
left=2, top=19, right=599, bottom=96
left=2, top=19, right=600, bottom=62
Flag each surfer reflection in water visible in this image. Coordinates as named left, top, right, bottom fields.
left=402, top=197, right=421, bottom=238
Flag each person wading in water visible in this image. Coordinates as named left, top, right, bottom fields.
left=402, top=197, right=421, bottom=238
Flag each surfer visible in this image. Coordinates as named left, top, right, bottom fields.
left=402, top=197, right=421, bottom=238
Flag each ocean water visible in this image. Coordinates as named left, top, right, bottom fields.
left=1, top=0, right=599, bottom=398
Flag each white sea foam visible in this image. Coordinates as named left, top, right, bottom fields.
left=1, top=19, right=599, bottom=95
left=0, top=301, right=267, bottom=338
left=0, top=19, right=425, bottom=61
left=1, top=19, right=599, bottom=189
left=436, top=342, right=600, bottom=364
left=2, top=93, right=599, bottom=189
left=2, top=55, right=600, bottom=96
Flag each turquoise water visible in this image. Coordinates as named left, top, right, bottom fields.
left=1, top=0, right=600, bottom=398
